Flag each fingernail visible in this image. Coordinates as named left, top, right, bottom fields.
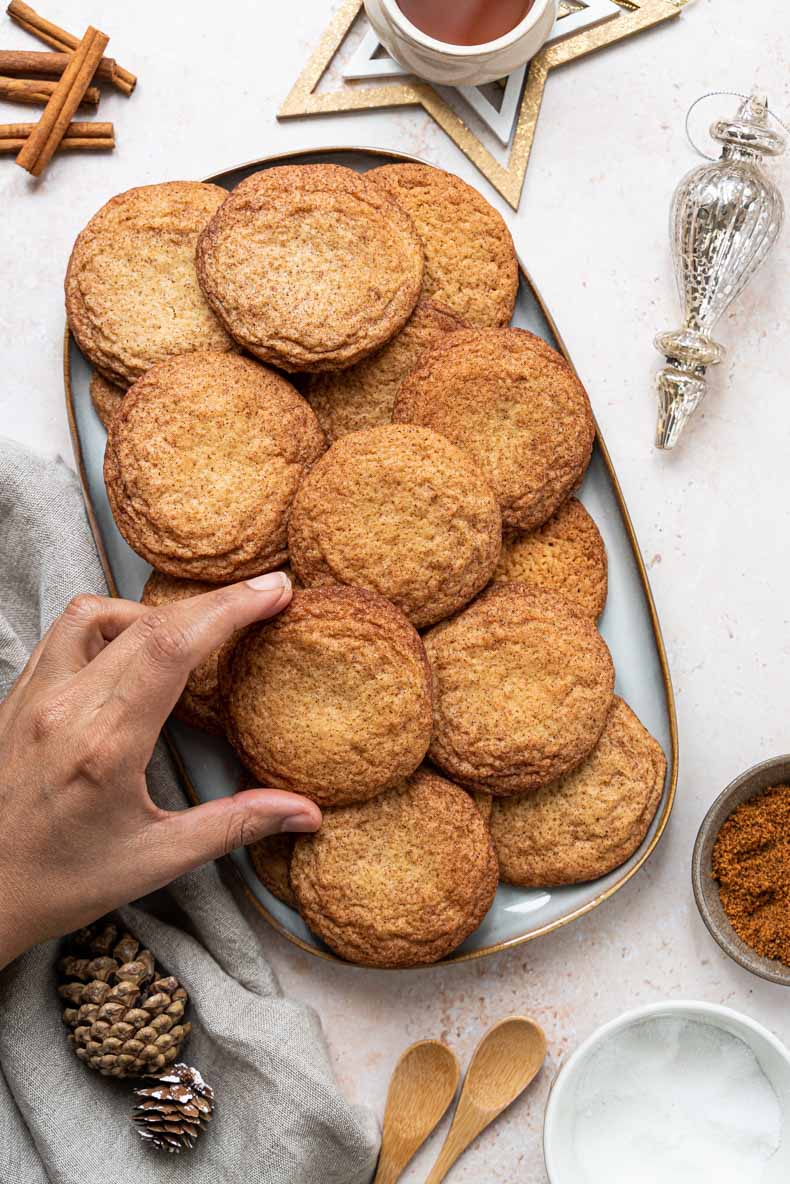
left=246, top=571, right=291, bottom=593
left=280, top=813, right=320, bottom=834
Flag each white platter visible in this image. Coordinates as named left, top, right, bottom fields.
left=66, top=146, right=678, bottom=968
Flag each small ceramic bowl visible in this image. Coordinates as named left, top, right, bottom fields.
left=692, top=755, right=790, bottom=987
left=543, top=1000, right=790, bottom=1183
left=363, top=0, right=558, bottom=86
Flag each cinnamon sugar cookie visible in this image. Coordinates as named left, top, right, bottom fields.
left=424, top=583, right=615, bottom=795
left=495, top=498, right=608, bottom=618
left=140, top=572, right=225, bottom=734
left=196, top=163, right=424, bottom=372
left=370, top=162, right=518, bottom=328
left=66, top=181, right=235, bottom=388
left=89, top=370, right=123, bottom=429
left=395, top=328, right=595, bottom=532
left=290, top=767, right=498, bottom=967
left=304, top=299, right=465, bottom=441
left=288, top=424, right=501, bottom=628
left=221, top=587, right=433, bottom=808
left=104, top=352, right=325, bottom=582
left=491, top=698, right=666, bottom=886
left=470, top=791, right=493, bottom=826
left=249, top=835, right=298, bottom=908
left=237, top=768, right=298, bottom=907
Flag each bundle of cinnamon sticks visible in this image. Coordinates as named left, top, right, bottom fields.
left=2, top=1, right=137, bottom=177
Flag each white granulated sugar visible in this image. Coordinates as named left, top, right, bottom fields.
left=572, top=1017, right=782, bottom=1184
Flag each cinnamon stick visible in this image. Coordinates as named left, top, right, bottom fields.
left=1, top=119, right=112, bottom=136
left=0, top=120, right=114, bottom=152
left=0, top=74, right=100, bottom=107
left=0, top=49, right=117, bottom=84
left=1, top=138, right=113, bottom=151
left=16, top=25, right=109, bottom=177
left=6, top=1, right=136, bottom=95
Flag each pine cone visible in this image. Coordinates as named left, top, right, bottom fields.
left=133, top=1064, right=215, bottom=1153
left=57, top=920, right=191, bottom=1078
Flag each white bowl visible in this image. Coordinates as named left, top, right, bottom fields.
left=363, top=0, right=558, bottom=86
left=544, top=1000, right=790, bottom=1184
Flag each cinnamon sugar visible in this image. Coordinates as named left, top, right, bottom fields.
left=712, top=783, right=790, bottom=966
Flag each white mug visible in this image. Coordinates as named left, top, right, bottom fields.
left=363, top=0, right=558, bottom=86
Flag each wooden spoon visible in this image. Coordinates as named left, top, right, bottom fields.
left=373, top=1039, right=461, bottom=1184
left=424, top=1016, right=547, bottom=1183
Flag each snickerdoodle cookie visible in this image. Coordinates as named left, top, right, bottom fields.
left=249, top=835, right=298, bottom=908
left=424, top=584, right=615, bottom=795
left=290, top=767, right=498, bottom=967
left=140, top=572, right=226, bottom=734
left=66, top=182, right=235, bottom=389
left=220, top=587, right=433, bottom=808
left=196, top=163, right=424, bottom=372
left=288, top=424, right=501, bottom=628
left=104, top=352, right=325, bottom=582
left=491, top=698, right=666, bottom=886
left=88, top=369, right=122, bottom=430
left=89, top=370, right=123, bottom=430
left=395, top=328, right=595, bottom=532
left=369, top=162, right=518, bottom=328
left=304, top=299, right=465, bottom=442
left=238, top=767, right=298, bottom=907
left=494, top=498, right=608, bottom=618
left=469, top=791, right=493, bottom=826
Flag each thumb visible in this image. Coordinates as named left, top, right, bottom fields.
left=150, top=789, right=321, bottom=879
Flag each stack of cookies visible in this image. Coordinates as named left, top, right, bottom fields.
left=67, top=161, right=667, bottom=969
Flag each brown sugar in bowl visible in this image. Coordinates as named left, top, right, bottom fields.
left=692, top=754, right=790, bottom=987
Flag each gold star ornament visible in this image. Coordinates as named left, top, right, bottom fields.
left=279, top=0, right=689, bottom=208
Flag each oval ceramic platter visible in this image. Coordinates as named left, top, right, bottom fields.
left=66, top=146, right=678, bottom=968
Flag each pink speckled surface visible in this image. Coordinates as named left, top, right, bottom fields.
left=3, top=0, right=790, bottom=1178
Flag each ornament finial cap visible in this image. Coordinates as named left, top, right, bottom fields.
left=711, top=93, right=785, bottom=157
left=655, top=367, right=707, bottom=450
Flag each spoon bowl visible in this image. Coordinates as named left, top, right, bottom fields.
left=464, top=1016, right=547, bottom=1112
left=373, top=1039, right=460, bottom=1184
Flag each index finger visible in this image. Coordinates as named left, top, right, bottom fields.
left=95, top=572, right=292, bottom=748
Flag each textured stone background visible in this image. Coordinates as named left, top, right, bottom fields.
left=3, top=1, right=788, bottom=1178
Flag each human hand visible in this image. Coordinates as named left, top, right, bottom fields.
left=0, top=572, right=321, bottom=970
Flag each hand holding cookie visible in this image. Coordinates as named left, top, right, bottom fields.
left=0, top=574, right=320, bottom=971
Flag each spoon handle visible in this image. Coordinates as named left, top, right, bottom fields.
left=372, top=1159, right=403, bottom=1184
left=424, top=1104, right=489, bottom=1184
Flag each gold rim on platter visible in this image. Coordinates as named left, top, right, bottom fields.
left=63, top=144, right=678, bottom=969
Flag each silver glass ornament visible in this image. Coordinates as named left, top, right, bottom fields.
left=654, top=94, right=785, bottom=449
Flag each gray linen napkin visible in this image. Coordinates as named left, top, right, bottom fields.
left=0, top=437, right=379, bottom=1184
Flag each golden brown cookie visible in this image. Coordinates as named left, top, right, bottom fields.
left=424, top=584, right=615, bottom=795
left=89, top=370, right=123, bottom=429
left=395, top=328, right=595, bottom=532
left=369, top=162, right=518, bottom=328
left=304, top=299, right=466, bottom=442
left=288, top=424, right=501, bottom=629
left=140, top=572, right=227, bottom=734
left=220, top=587, right=433, bottom=808
left=470, top=790, right=493, bottom=826
left=66, top=182, right=235, bottom=389
left=249, top=834, right=298, bottom=908
left=237, top=767, right=299, bottom=908
left=104, top=352, right=325, bottom=582
left=196, top=163, right=424, bottom=372
left=290, top=767, right=499, bottom=967
left=494, top=498, right=608, bottom=618
left=491, top=697, right=666, bottom=886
